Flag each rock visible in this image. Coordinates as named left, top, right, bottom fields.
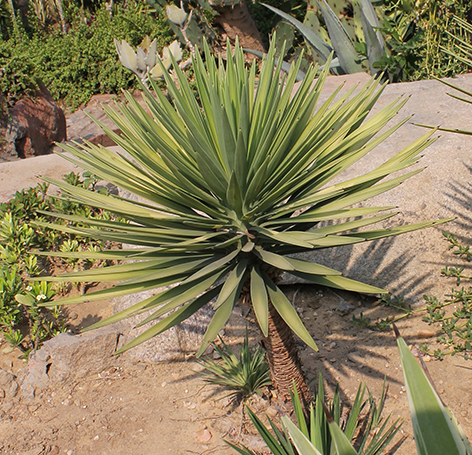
left=0, top=368, right=19, bottom=400
left=0, top=114, right=26, bottom=161
left=19, top=447, right=44, bottom=455
left=195, top=428, right=212, bottom=443
left=0, top=82, right=66, bottom=161
left=65, top=94, right=121, bottom=148
left=65, top=93, right=149, bottom=147
left=417, top=329, right=436, bottom=339
left=0, top=152, right=83, bottom=202
left=112, top=190, right=216, bottom=362
left=21, top=327, right=120, bottom=398
left=240, top=435, right=267, bottom=453
left=336, top=299, right=355, bottom=314
left=113, top=289, right=215, bottom=362
left=283, top=73, right=472, bottom=302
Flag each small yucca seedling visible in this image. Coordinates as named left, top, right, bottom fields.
left=198, top=331, right=271, bottom=400
left=267, top=327, right=472, bottom=455
left=228, top=375, right=401, bottom=455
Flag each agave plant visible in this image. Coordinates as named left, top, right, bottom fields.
left=263, top=0, right=385, bottom=76
left=28, top=37, right=448, bottom=400
left=228, top=375, right=401, bottom=455
left=277, top=326, right=472, bottom=455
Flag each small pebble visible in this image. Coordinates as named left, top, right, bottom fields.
left=196, top=428, right=212, bottom=443
left=417, top=330, right=435, bottom=339
left=212, top=351, right=222, bottom=360
left=192, top=363, right=205, bottom=373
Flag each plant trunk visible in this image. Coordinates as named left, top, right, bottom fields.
left=214, top=0, right=266, bottom=53
left=263, top=302, right=312, bottom=409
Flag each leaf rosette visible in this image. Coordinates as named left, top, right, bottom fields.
left=30, top=37, right=449, bottom=355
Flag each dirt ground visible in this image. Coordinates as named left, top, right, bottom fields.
left=1, top=279, right=471, bottom=455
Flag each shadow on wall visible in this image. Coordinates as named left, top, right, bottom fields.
left=443, top=162, right=472, bottom=244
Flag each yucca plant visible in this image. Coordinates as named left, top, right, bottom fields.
left=198, top=330, right=271, bottom=400
left=228, top=375, right=401, bottom=455
left=29, top=37, right=449, bottom=401
left=278, top=326, right=472, bottom=455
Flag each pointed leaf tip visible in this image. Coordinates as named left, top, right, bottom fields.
left=392, top=322, right=401, bottom=339
left=321, top=400, right=333, bottom=423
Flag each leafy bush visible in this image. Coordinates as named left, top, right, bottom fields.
left=0, top=173, right=117, bottom=355
left=0, top=47, right=39, bottom=108
left=258, top=0, right=472, bottom=83
left=377, top=0, right=472, bottom=81
left=0, top=0, right=173, bottom=110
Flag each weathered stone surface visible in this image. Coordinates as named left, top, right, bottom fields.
left=0, top=368, right=19, bottom=401
left=0, top=114, right=26, bottom=161
left=283, top=73, right=472, bottom=302
left=113, top=286, right=215, bottom=363
left=66, top=94, right=121, bottom=148
left=65, top=92, right=149, bottom=148
left=0, top=82, right=66, bottom=160
left=21, top=327, right=120, bottom=397
left=0, top=152, right=84, bottom=202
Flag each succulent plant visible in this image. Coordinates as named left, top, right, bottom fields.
left=263, top=0, right=386, bottom=76
left=144, top=0, right=215, bottom=51
left=114, top=36, right=182, bottom=85
left=165, top=3, right=188, bottom=27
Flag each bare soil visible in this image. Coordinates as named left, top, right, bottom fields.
left=0, top=282, right=471, bottom=455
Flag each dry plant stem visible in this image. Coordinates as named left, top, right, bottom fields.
left=263, top=302, right=311, bottom=409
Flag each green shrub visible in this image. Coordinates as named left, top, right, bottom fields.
left=0, top=46, right=39, bottom=108
left=0, top=0, right=174, bottom=110
left=0, top=173, right=118, bottom=355
left=377, top=0, right=472, bottom=81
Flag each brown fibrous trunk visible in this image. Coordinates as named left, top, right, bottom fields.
left=263, top=303, right=312, bottom=409
left=214, top=0, right=266, bottom=53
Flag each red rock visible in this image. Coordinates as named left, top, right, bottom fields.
left=3, top=81, right=66, bottom=159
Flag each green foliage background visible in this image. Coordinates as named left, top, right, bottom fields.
left=0, top=0, right=173, bottom=110
left=1, top=0, right=472, bottom=109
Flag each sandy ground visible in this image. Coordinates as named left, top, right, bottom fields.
left=1, top=72, right=471, bottom=454
left=1, top=281, right=471, bottom=455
